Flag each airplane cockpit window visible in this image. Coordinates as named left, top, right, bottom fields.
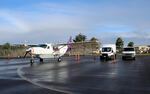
left=38, top=44, right=47, bottom=48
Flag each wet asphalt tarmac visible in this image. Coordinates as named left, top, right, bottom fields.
left=0, top=55, right=150, bottom=94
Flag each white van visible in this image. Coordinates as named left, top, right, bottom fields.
left=100, top=44, right=116, bottom=60
left=122, top=47, right=136, bottom=60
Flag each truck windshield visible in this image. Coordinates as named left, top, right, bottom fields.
left=102, top=47, right=111, bottom=52
left=37, top=44, right=47, bottom=48
left=123, top=48, right=134, bottom=51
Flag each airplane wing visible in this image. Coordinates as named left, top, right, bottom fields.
left=53, top=36, right=72, bottom=52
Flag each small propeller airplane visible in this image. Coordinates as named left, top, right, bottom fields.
left=24, top=37, right=72, bottom=65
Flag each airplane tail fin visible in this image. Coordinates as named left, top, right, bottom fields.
left=67, top=36, right=72, bottom=51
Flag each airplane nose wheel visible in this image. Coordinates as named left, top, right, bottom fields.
left=58, top=57, right=62, bottom=62
left=30, top=59, right=34, bottom=66
left=30, top=55, right=34, bottom=66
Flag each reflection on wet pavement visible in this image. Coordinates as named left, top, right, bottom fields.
left=18, top=56, right=150, bottom=94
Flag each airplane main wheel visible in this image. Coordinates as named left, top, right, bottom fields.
left=40, top=58, right=43, bottom=62
left=58, top=57, right=62, bottom=62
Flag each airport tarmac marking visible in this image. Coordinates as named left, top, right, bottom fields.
left=17, top=66, right=73, bottom=94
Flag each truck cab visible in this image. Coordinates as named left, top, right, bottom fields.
left=100, top=44, right=116, bottom=60
left=122, top=47, right=136, bottom=60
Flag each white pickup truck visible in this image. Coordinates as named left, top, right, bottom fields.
left=122, top=47, right=136, bottom=60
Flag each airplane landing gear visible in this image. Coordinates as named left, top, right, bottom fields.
left=58, top=57, right=62, bottom=62
left=40, top=58, right=43, bottom=63
left=30, top=59, right=34, bottom=66
left=30, top=55, right=34, bottom=66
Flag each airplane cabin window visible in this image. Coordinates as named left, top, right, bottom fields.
left=38, top=44, right=47, bottom=48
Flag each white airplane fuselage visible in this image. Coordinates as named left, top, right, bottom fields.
left=28, top=44, right=68, bottom=59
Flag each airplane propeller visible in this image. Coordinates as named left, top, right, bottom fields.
left=24, top=49, right=34, bottom=65
left=23, top=50, right=31, bottom=58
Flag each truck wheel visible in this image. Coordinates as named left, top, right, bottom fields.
left=133, top=57, right=136, bottom=60
left=115, top=54, right=117, bottom=59
left=122, top=57, right=125, bottom=60
left=100, top=56, right=103, bottom=61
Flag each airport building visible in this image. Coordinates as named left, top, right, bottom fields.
left=135, top=45, right=150, bottom=54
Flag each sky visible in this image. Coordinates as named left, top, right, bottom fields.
left=0, top=0, right=150, bottom=45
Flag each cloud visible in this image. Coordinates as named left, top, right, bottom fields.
left=0, top=1, right=150, bottom=45
left=0, top=10, right=31, bottom=33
